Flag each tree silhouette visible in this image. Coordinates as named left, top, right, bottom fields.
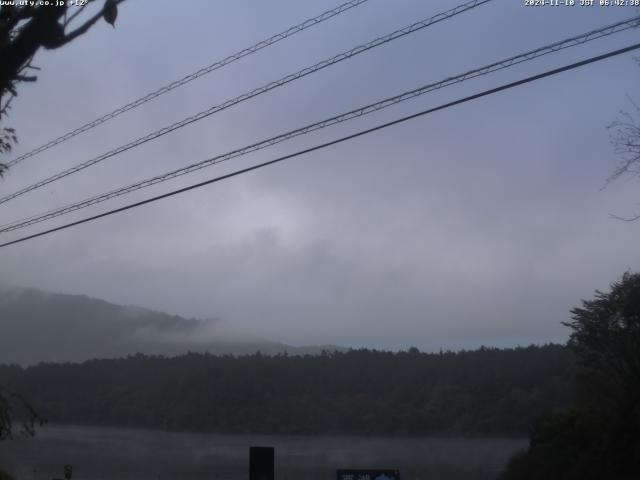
left=0, top=0, right=124, bottom=176
left=0, top=345, right=575, bottom=435
left=501, top=272, right=640, bottom=480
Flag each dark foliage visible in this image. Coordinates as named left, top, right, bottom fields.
left=0, top=344, right=573, bottom=436
left=500, top=272, right=640, bottom=480
left=0, top=384, right=45, bottom=440
left=0, top=0, right=124, bottom=176
left=0, top=467, right=12, bottom=480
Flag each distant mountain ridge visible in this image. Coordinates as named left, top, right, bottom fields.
left=0, top=286, right=343, bottom=365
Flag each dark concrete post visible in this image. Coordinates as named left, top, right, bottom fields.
left=249, top=446, right=274, bottom=480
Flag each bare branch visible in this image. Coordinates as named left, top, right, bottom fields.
left=0, top=93, right=14, bottom=117
left=609, top=212, right=640, bottom=222
left=63, top=1, right=93, bottom=28
left=606, top=102, right=640, bottom=185
left=0, top=386, right=46, bottom=440
left=15, top=74, right=36, bottom=82
left=60, top=0, right=125, bottom=46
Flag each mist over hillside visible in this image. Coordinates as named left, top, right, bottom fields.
left=0, top=287, right=343, bottom=365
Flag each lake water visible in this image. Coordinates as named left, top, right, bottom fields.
left=0, top=425, right=526, bottom=480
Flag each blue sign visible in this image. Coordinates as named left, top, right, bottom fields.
left=337, top=469, right=400, bottom=480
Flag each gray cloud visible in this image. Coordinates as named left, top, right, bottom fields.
left=1, top=0, right=639, bottom=357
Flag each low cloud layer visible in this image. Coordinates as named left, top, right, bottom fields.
left=0, top=287, right=343, bottom=364
left=1, top=0, right=639, bottom=356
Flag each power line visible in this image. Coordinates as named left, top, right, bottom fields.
left=2, top=41, right=638, bottom=250
left=1, top=15, right=637, bottom=234
left=0, top=0, right=492, bottom=207
left=5, top=0, right=373, bottom=169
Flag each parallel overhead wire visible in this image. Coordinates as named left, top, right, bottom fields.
left=0, top=0, right=493, bottom=206
left=2, top=41, right=639, bottom=249
left=5, top=0, right=373, bottom=168
left=1, top=15, right=638, bottom=234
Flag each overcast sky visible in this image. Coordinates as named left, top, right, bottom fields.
left=0, top=0, right=639, bottom=351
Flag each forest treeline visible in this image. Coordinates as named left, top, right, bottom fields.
left=0, top=345, right=573, bottom=435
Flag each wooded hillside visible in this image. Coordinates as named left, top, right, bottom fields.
left=0, top=345, right=573, bottom=435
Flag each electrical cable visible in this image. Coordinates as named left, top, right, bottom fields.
left=2, top=41, right=638, bottom=249
left=0, top=0, right=492, bottom=206
left=1, top=15, right=637, bottom=233
left=5, top=0, right=373, bottom=168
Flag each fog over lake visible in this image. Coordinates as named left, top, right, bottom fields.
left=2, top=0, right=638, bottom=353
left=0, top=425, right=526, bottom=480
